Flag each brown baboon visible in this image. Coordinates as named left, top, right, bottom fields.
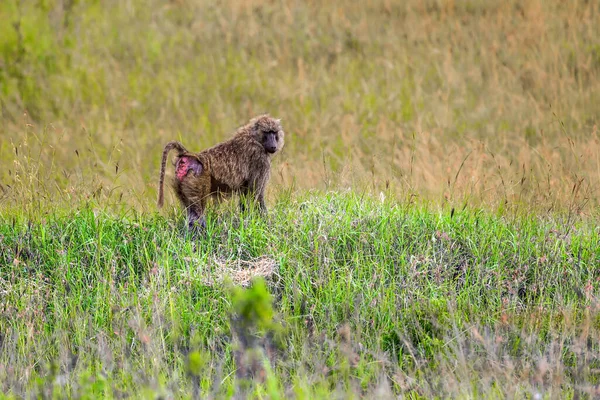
left=157, top=115, right=285, bottom=230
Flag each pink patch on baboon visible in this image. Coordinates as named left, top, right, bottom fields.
left=176, top=156, right=202, bottom=181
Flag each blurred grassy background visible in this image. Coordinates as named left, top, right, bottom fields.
left=1, top=0, right=599, bottom=211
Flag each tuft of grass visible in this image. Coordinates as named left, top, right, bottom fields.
left=0, top=191, right=599, bottom=397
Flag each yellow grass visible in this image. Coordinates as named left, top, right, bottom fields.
left=1, top=0, right=598, bottom=212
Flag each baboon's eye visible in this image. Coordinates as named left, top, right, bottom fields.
left=264, top=130, right=276, bottom=138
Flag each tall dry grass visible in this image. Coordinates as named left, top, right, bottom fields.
left=1, top=0, right=598, bottom=211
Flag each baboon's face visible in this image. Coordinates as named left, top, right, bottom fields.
left=262, top=131, right=280, bottom=154
left=253, top=115, right=284, bottom=154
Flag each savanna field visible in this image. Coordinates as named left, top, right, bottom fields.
left=1, top=0, right=599, bottom=398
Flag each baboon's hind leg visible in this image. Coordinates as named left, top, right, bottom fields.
left=186, top=199, right=207, bottom=233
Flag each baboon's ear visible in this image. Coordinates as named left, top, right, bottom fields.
left=176, top=156, right=203, bottom=181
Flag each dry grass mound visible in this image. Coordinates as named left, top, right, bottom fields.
left=201, top=256, right=279, bottom=288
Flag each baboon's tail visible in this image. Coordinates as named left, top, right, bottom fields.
left=157, top=141, right=188, bottom=208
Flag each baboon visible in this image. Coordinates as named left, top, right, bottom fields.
left=157, top=115, right=285, bottom=230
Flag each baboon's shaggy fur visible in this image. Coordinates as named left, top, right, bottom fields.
left=157, top=115, right=285, bottom=229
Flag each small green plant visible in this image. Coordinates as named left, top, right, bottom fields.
left=228, top=278, right=283, bottom=396
left=231, top=278, right=275, bottom=334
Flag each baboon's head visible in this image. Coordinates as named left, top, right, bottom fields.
left=250, top=115, right=285, bottom=155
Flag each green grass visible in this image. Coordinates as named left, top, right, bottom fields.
left=1, top=0, right=600, bottom=398
left=1, top=192, right=599, bottom=398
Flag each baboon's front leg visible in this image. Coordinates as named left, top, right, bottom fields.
left=256, top=190, right=267, bottom=213
left=254, top=174, right=270, bottom=214
left=239, top=183, right=267, bottom=214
